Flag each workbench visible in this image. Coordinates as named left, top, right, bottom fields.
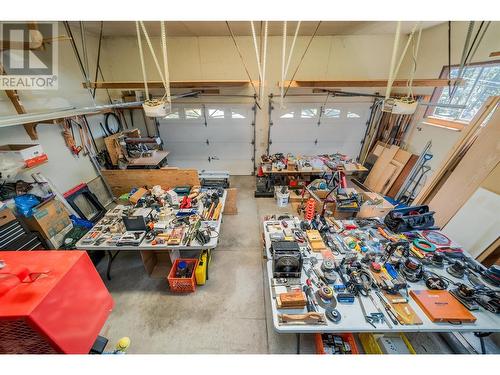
left=76, top=190, right=226, bottom=280
left=126, top=150, right=170, bottom=169
left=262, top=217, right=500, bottom=352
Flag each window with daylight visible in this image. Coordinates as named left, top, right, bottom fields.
left=426, top=61, right=500, bottom=126
left=184, top=108, right=202, bottom=119
left=280, top=111, right=295, bottom=118
left=165, top=109, right=180, bottom=119
left=231, top=111, right=246, bottom=119
left=323, top=108, right=341, bottom=118
left=208, top=108, right=225, bottom=119
left=301, top=108, right=318, bottom=118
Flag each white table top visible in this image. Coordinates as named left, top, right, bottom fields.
left=76, top=191, right=225, bottom=252
left=263, top=218, right=500, bottom=334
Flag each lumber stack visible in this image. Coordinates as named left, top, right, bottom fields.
left=363, top=142, right=417, bottom=197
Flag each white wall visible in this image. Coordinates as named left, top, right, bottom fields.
left=0, top=22, right=110, bottom=193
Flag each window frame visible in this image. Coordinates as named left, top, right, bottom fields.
left=425, top=60, right=500, bottom=129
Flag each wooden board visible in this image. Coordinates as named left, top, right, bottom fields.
left=128, top=150, right=170, bottom=167
left=428, top=106, right=500, bottom=227
left=380, top=149, right=412, bottom=195
left=386, top=154, right=419, bottom=198
left=363, top=145, right=399, bottom=191
left=104, top=129, right=141, bottom=166
left=223, top=188, right=238, bottom=215
left=282, top=79, right=462, bottom=88
left=101, top=168, right=200, bottom=197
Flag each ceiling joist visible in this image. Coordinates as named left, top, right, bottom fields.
left=83, top=80, right=252, bottom=89
left=281, top=79, right=463, bottom=88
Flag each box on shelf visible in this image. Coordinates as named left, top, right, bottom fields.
left=22, top=198, right=72, bottom=246
left=0, top=144, right=48, bottom=168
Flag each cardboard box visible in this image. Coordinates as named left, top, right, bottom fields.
left=0, top=144, right=47, bottom=167
left=23, top=198, right=72, bottom=242
left=358, top=192, right=394, bottom=218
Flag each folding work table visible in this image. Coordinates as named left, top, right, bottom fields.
left=76, top=191, right=226, bottom=280
left=263, top=218, right=500, bottom=353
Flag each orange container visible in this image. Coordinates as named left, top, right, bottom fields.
left=167, top=258, right=199, bottom=293
left=314, top=333, right=359, bottom=354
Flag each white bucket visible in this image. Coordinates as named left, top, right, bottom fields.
left=276, top=190, right=290, bottom=207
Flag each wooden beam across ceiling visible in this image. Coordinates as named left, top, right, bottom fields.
left=83, top=80, right=252, bottom=89
left=1, top=64, right=39, bottom=139
left=281, top=79, right=463, bottom=88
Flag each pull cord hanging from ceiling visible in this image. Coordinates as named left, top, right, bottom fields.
left=136, top=21, right=171, bottom=117
left=280, top=21, right=301, bottom=108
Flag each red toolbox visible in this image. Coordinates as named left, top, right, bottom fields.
left=0, top=251, right=114, bottom=354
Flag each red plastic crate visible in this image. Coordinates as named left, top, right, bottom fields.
left=167, top=258, right=199, bottom=293
left=315, top=333, right=359, bottom=354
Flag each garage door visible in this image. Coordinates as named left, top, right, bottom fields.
left=269, top=101, right=371, bottom=160
left=158, top=104, right=255, bottom=175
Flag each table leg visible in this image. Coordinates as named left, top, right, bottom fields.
left=474, top=332, right=491, bottom=354
left=106, top=250, right=119, bottom=281
left=296, top=333, right=301, bottom=354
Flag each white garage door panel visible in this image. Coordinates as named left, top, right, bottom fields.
left=317, top=123, right=365, bottom=142
left=270, top=101, right=370, bottom=158
left=159, top=104, right=254, bottom=175
left=204, top=121, right=253, bottom=142
left=161, top=122, right=207, bottom=142
left=272, top=123, right=318, bottom=142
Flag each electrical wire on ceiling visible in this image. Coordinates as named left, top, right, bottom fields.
left=283, top=21, right=321, bottom=98
left=449, top=21, right=491, bottom=102
left=279, top=21, right=301, bottom=107
left=226, top=21, right=259, bottom=98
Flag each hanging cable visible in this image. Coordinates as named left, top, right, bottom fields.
left=284, top=21, right=301, bottom=80
left=250, top=21, right=263, bottom=83
left=259, top=21, right=269, bottom=101
left=92, top=21, right=104, bottom=99
left=160, top=21, right=171, bottom=105
left=284, top=21, right=322, bottom=98
left=450, top=21, right=475, bottom=101
left=448, top=21, right=451, bottom=97
left=406, top=25, right=422, bottom=99
left=280, top=21, right=287, bottom=107
left=136, top=21, right=149, bottom=100
left=226, top=21, right=259, bottom=97
left=386, top=21, right=401, bottom=99
left=139, top=21, right=167, bottom=88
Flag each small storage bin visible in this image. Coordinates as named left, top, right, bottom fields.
left=314, top=333, right=359, bottom=354
left=167, top=258, right=199, bottom=293
left=359, top=333, right=416, bottom=354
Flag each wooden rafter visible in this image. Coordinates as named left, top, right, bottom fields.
left=83, top=80, right=252, bottom=90
left=1, top=64, right=39, bottom=139
left=281, top=79, right=463, bottom=88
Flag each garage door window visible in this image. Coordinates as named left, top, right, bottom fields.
left=324, top=108, right=341, bottom=118
left=185, top=108, right=203, bottom=119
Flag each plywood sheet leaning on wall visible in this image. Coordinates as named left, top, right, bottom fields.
left=363, top=144, right=399, bottom=191
left=386, top=154, right=419, bottom=198
left=428, top=105, right=500, bottom=228
left=101, top=168, right=200, bottom=197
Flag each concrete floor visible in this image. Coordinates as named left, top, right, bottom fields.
left=97, top=176, right=498, bottom=354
